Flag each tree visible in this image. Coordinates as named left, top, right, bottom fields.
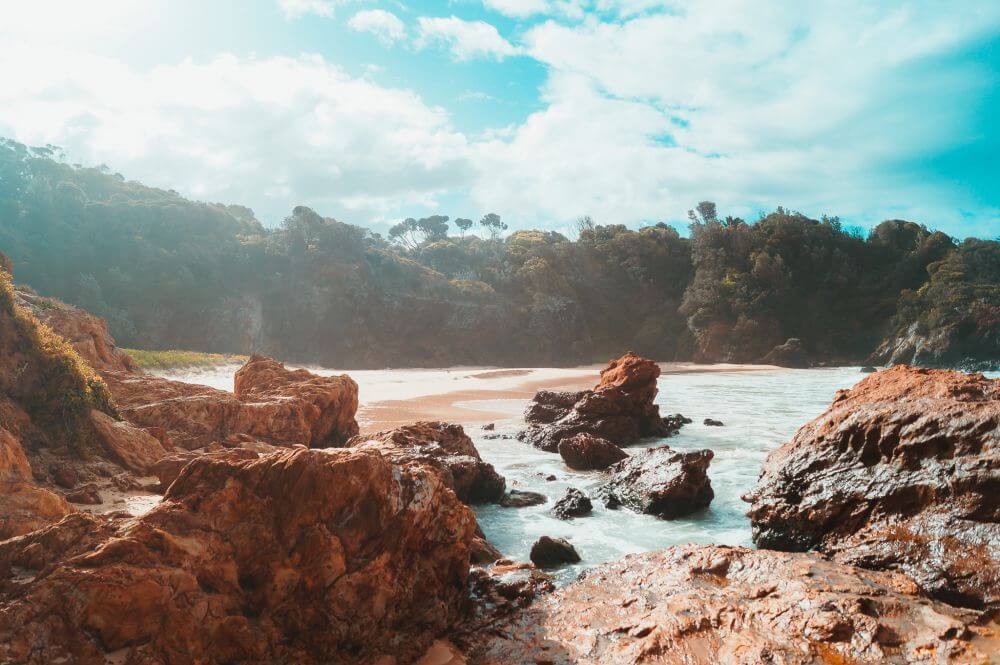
left=389, top=215, right=449, bottom=250
left=416, top=215, right=449, bottom=242
left=455, top=217, right=473, bottom=238
left=479, top=213, right=507, bottom=241
left=687, top=201, right=718, bottom=225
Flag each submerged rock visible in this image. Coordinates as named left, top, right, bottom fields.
left=500, top=489, right=547, bottom=507
left=552, top=487, right=592, bottom=519
left=746, top=365, right=1000, bottom=612
left=703, top=417, right=724, bottom=426
left=348, top=421, right=505, bottom=504
left=461, top=544, right=1000, bottom=663
left=0, top=447, right=477, bottom=664
left=600, top=446, right=713, bottom=518
left=529, top=536, right=580, bottom=568
left=557, top=432, right=628, bottom=470
left=519, top=352, right=680, bottom=452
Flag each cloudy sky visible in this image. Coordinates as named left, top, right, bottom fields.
left=1, top=1, right=998, bottom=237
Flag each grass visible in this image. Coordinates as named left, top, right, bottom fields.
left=123, top=348, right=249, bottom=370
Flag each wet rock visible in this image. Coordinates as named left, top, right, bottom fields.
left=746, top=365, right=1000, bottom=612
left=520, top=353, right=677, bottom=452
left=500, top=490, right=546, bottom=507
left=703, top=418, right=724, bottom=426
left=470, top=526, right=503, bottom=565
left=861, top=365, right=877, bottom=372
left=600, top=447, right=714, bottom=518
left=0, top=447, right=477, bottom=664
left=529, top=537, right=580, bottom=568
left=461, top=544, right=1000, bottom=663
left=760, top=337, right=811, bottom=368
left=552, top=488, right=592, bottom=519
left=557, top=432, right=628, bottom=470
left=349, top=421, right=505, bottom=504
left=663, top=413, right=692, bottom=429
left=482, top=423, right=495, bottom=431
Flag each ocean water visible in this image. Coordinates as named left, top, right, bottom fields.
left=157, top=364, right=998, bottom=584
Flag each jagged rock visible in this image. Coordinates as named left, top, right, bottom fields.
left=557, top=432, right=628, bottom=470
left=0, top=427, right=72, bottom=539
left=600, top=446, right=713, bottom=518
left=482, top=423, right=495, bottom=431
left=529, top=536, right=580, bottom=568
left=500, top=490, right=546, bottom=507
left=348, top=421, right=505, bottom=504
left=461, top=545, right=1000, bottom=663
left=87, top=409, right=167, bottom=473
left=464, top=560, right=555, bottom=633
left=552, top=487, right=592, bottom=519
left=151, top=448, right=262, bottom=492
left=746, top=365, right=1000, bottom=612
left=103, top=355, right=360, bottom=450
left=470, top=526, right=503, bottom=565
left=703, top=417, right=724, bottom=426
left=0, top=447, right=477, bottom=664
left=519, top=353, right=678, bottom=452
left=760, top=337, right=811, bottom=368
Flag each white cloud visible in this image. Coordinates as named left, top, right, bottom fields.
left=483, top=0, right=551, bottom=18
left=348, top=9, right=406, bottom=45
left=278, top=0, right=337, bottom=18
left=0, top=48, right=472, bottom=224
left=417, top=16, right=521, bottom=61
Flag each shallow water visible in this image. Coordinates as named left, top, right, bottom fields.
left=157, top=364, right=998, bottom=584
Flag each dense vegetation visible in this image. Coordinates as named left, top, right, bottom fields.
left=1, top=138, right=996, bottom=368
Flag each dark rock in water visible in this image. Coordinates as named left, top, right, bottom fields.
left=544, top=474, right=556, bottom=481
left=463, top=544, right=1000, bottom=663
left=519, top=353, right=675, bottom=452
left=500, top=489, right=547, bottom=507
left=703, top=418, right=724, bottom=426
left=600, top=447, right=714, bottom=518
left=760, top=337, right=810, bottom=368
left=745, top=365, right=1000, bottom=613
left=557, top=433, right=628, bottom=470
left=529, top=536, right=581, bottom=568
left=482, top=423, right=495, bottom=431
left=861, top=365, right=877, bottom=373
left=552, top=488, right=592, bottom=519
left=664, top=413, right=692, bottom=429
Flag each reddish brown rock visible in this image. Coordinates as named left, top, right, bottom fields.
left=0, top=447, right=477, bottom=664
left=519, top=352, right=681, bottom=452
left=462, top=545, right=1000, bottom=664
left=557, top=432, right=628, bottom=470
left=600, top=446, right=713, bottom=518
left=87, top=409, right=167, bottom=473
left=0, top=426, right=72, bottom=539
left=745, top=366, right=1000, bottom=612
left=349, top=421, right=505, bottom=504
left=103, top=355, right=360, bottom=450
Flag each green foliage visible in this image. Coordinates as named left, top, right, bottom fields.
left=123, top=348, right=249, bottom=370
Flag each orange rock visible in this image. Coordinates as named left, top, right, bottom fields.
left=0, top=427, right=72, bottom=539
left=88, top=409, right=168, bottom=473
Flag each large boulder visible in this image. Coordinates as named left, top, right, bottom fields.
left=0, top=447, right=477, bottom=664
left=461, top=545, right=1000, bottom=663
left=558, top=432, right=628, bottom=470
left=745, top=366, right=1000, bottom=612
left=87, top=409, right=167, bottom=473
left=103, top=355, right=360, bottom=450
left=348, top=421, right=505, bottom=504
left=600, top=446, right=714, bottom=518
left=519, top=352, right=680, bottom=452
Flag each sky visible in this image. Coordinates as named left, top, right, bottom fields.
left=0, top=0, right=998, bottom=238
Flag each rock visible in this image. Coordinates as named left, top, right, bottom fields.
left=529, top=537, right=581, bottom=568
left=0, top=447, right=477, bottom=664
left=349, top=422, right=505, bottom=504
left=50, top=463, right=78, bottom=489
left=0, top=426, right=73, bottom=539
left=702, top=418, right=724, bottom=426
left=65, top=483, right=102, bottom=505
left=746, top=365, right=1000, bottom=612
left=500, top=490, right=546, bottom=507
left=151, top=448, right=261, bottom=492
left=519, top=353, right=678, bottom=452
left=482, top=423, right=495, bottom=431
left=87, top=409, right=168, bottom=473
left=552, top=488, right=592, bottom=519
left=861, top=365, right=877, bottom=372
left=16, top=289, right=136, bottom=373
left=544, top=474, right=556, bottom=481
left=461, top=545, right=1000, bottom=663
left=663, top=413, right=691, bottom=429
left=465, top=560, right=555, bottom=631
left=760, top=337, right=811, bottom=368
left=102, top=354, right=360, bottom=450
left=470, top=527, right=503, bottom=565
left=557, top=432, right=628, bottom=470
left=600, top=447, right=714, bottom=518
left=234, top=354, right=360, bottom=446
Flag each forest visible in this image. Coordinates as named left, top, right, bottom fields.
left=1, top=138, right=996, bottom=369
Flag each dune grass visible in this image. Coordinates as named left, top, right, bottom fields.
left=123, top=348, right=249, bottom=371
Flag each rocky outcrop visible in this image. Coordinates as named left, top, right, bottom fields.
left=600, top=446, right=714, bottom=518
left=557, top=432, right=628, bottom=470
left=103, top=356, right=360, bottom=450
left=87, top=409, right=167, bottom=473
left=348, top=421, right=505, bottom=504
left=529, top=536, right=580, bottom=568
left=462, top=545, right=1000, bottom=663
left=746, top=366, right=1000, bottom=612
left=760, top=337, right=810, bottom=368
left=16, top=289, right=136, bottom=373
left=519, top=352, right=680, bottom=452
left=552, top=487, right=592, bottom=519
left=0, top=447, right=477, bottom=664
left=0, top=425, right=72, bottom=539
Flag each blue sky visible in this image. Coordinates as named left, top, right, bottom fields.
left=0, top=1, right=997, bottom=238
